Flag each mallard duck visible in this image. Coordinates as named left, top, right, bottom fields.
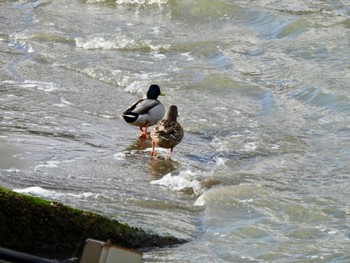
left=151, top=105, right=184, bottom=156
left=122, top=84, right=165, bottom=138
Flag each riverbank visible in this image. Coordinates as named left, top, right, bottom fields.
left=0, top=187, right=186, bottom=260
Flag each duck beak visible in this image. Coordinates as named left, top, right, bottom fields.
left=160, top=92, right=165, bottom=96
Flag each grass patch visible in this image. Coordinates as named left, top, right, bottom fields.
left=0, top=187, right=186, bottom=258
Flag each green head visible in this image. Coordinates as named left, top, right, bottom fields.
left=147, top=84, right=165, bottom=99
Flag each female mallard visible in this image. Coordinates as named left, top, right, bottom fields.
left=151, top=105, right=184, bottom=156
left=122, top=84, right=165, bottom=138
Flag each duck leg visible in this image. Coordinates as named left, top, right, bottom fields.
left=139, top=121, right=150, bottom=139
left=151, top=140, right=157, bottom=156
left=139, top=126, right=146, bottom=138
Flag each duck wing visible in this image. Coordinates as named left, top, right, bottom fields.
left=158, top=125, right=174, bottom=136
left=156, top=121, right=178, bottom=137
left=123, top=99, right=160, bottom=115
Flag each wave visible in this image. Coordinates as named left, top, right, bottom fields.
left=115, top=0, right=167, bottom=4
left=290, top=86, right=350, bottom=115
left=151, top=170, right=203, bottom=196
left=2, top=80, right=60, bottom=92
left=13, top=186, right=98, bottom=200
left=13, top=186, right=63, bottom=199
left=75, top=34, right=171, bottom=51
left=194, top=184, right=267, bottom=207
left=84, top=0, right=167, bottom=5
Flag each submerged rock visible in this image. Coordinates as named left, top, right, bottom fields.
left=0, top=187, right=185, bottom=259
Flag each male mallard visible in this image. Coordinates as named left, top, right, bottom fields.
left=122, top=84, right=165, bottom=138
left=151, top=105, right=184, bottom=156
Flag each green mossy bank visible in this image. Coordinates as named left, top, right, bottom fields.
left=0, top=187, right=185, bottom=257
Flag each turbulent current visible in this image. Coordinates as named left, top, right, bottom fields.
left=1, top=0, right=350, bottom=262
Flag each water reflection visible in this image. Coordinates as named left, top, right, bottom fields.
left=124, top=137, right=151, bottom=151
left=123, top=138, right=181, bottom=179
left=148, top=157, right=181, bottom=179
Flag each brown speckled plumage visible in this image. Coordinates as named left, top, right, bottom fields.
left=151, top=105, right=184, bottom=156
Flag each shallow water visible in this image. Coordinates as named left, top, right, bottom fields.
left=1, top=0, right=350, bottom=262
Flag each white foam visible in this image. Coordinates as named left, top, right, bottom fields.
left=54, top=98, right=73, bottom=107
left=99, top=114, right=115, bottom=119
left=61, top=159, right=76, bottom=163
left=27, top=45, right=34, bottom=53
left=68, top=192, right=97, bottom=199
left=60, top=98, right=73, bottom=106
left=53, top=103, right=67, bottom=107
left=181, top=52, right=194, bottom=61
left=5, top=168, right=21, bottom=173
left=13, top=186, right=62, bottom=199
left=328, top=230, right=338, bottom=235
left=215, top=157, right=227, bottom=166
left=151, top=170, right=202, bottom=195
left=153, top=52, right=166, bottom=59
left=13, top=186, right=98, bottom=200
left=21, top=80, right=59, bottom=92
left=194, top=184, right=265, bottom=207
left=113, top=152, right=126, bottom=160
left=124, top=80, right=148, bottom=95
left=243, top=142, right=257, bottom=151
left=115, top=0, right=168, bottom=5
left=34, top=160, right=60, bottom=171
left=150, top=43, right=171, bottom=51
left=194, top=193, right=206, bottom=207
left=86, top=0, right=107, bottom=3
left=75, top=35, right=136, bottom=50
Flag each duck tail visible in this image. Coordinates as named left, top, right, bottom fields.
left=122, top=112, right=138, bottom=123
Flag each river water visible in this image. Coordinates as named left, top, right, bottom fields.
left=1, top=0, right=350, bottom=262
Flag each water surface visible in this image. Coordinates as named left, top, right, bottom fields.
left=1, top=0, right=350, bottom=262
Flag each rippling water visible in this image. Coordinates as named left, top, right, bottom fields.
left=1, top=0, right=350, bottom=262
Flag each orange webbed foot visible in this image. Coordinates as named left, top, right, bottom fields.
left=138, top=125, right=149, bottom=139
left=151, top=140, right=157, bottom=156
left=138, top=132, right=148, bottom=140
